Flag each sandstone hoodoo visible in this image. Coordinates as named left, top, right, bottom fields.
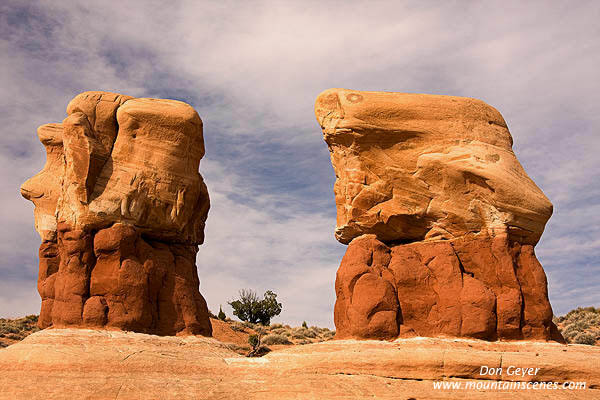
left=315, top=88, right=563, bottom=342
left=21, top=91, right=212, bottom=336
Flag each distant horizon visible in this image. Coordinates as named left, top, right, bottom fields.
left=2, top=304, right=600, bottom=324
left=1, top=1, right=599, bottom=328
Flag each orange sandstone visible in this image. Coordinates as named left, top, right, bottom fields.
left=21, top=91, right=211, bottom=336
left=316, top=88, right=562, bottom=342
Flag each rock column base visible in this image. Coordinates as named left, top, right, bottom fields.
left=334, top=233, right=564, bottom=342
left=38, top=223, right=212, bottom=336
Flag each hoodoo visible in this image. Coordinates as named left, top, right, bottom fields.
left=21, top=91, right=212, bottom=336
left=315, top=88, right=563, bottom=342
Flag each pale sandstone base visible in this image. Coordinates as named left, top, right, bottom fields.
left=0, top=329, right=598, bottom=399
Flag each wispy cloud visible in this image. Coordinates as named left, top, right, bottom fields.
left=1, top=0, right=598, bottom=324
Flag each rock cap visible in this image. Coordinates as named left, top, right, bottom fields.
left=315, top=88, right=552, bottom=245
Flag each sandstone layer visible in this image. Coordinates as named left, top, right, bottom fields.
left=0, top=329, right=597, bottom=399
left=21, top=91, right=211, bottom=335
left=316, top=89, right=560, bottom=341
left=334, top=234, right=563, bottom=341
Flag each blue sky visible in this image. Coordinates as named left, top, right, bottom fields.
left=1, top=0, right=598, bottom=327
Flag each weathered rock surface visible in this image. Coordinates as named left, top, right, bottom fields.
left=22, top=91, right=209, bottom=244
left=334, top=233, right=563, bottom=341
left=315, top=88, right=552, bottom=245
left=0, top=329, right=597, bottom=399
left=21, top=91, right=211, bottom=335
left=316, top=89, right=560, bottom=342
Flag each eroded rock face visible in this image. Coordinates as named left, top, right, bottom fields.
left=316, top=88, right=562, bottom=341
left=315, top=89, right=552, bottom=245
left=22, top=91, right=211, bottom=336
left=334, top=234, right=563, bottom=341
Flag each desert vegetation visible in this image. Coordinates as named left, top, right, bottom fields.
left=228, top=289, right=282, bottom=325
left=0, top=315, right=39, bottom=347
left=219, top=319, right=336, bottom=356
left=2, top=306, right=598, bottom=350
left=554, top=306, right=600, bottom=345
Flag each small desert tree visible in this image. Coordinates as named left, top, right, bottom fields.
left=218, top=305, right=226, bottom=321
left=228, top=289, right=282, bottom=325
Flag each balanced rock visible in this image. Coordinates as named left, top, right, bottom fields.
left=21, top=91, right=211, bottom=336
left=316, top=88, right=562, bottom=342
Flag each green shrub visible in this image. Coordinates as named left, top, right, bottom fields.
left=574, top=333, right=596, bottom=345
left=566, top=331, right=580, bottom=342
left=0, top=315, right=40, bottom=346
left=0, top=325, right=19, bottom=335
left=246, top=333, right=271, bottom=357
left=323, top=330, right=335, bottom=338
left=293, top=327, right=317, bottom=338
left=292, top=331, right=306, bottom=340
left=556, top=306, right=600, bottom=344
left=218, top=306, right=226, bottom=321
left=571, top=320, right=589, bottom=330
left=302, top=321, right=308, bottom=329
left=562, top=324, right=578, bottom=335
left=248, top=334, right=260, bottom=349
left=262, top=334, right=292, bottom=345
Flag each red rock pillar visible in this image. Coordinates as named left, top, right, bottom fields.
left=38, top=223, right=211, bottom=336
left=317, top=88, right=563, bottom=342
left=334, top=233, right=561, bottom=341
left=22, top=91, right=212, bottom=336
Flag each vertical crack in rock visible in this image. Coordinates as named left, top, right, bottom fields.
left=21, top=91, right=212, bottom=336
left=316, top=88, right=564, bottom=342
